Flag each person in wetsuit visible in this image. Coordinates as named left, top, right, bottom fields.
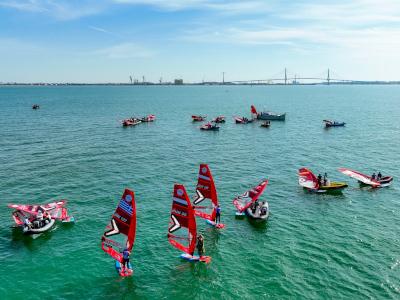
left=371, top=173, right=376, bottom=180
left=323, top=173, right=328, bottom=186
left=197, top=235, right=205, bottom=257
left=377, top=172, right=382, bottom=180
left=122, top=248, right=130, bottom=270
left=215, top=205, right=221, bottom=224
left=317, top=174, right=322, bottom=187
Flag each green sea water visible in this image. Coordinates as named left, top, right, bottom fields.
left=0, top=85, right=399, bottom=299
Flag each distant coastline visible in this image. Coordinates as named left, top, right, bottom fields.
left=2, top=81, right=400, bottom=86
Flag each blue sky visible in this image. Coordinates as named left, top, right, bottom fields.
left=1, top=0, right=400, bottom=83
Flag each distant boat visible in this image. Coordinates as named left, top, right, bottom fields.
left=338, top=168, right=393, bottom=188
left=212, top=116, right=225, bottom=123
left=200, top=122, right=219, bottom=131
left=251, top=105, right=285, bottom=121
left=32, top=104, right=40, bottom=110
left=234, top=116, right=254, bottom=124
left=122, top=118, right=141, bottom=127
left=298, top=168, right=348, bottom=193
left=323, top=120, right=345, bottom=127
left=141, top=114, right=156, bottom=122
left=192, top=115, right=206, bottom=122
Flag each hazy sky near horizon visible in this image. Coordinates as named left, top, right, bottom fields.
left=1, top=0, right=400, bottom=83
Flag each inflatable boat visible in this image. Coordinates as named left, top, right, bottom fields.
left=245, top=201, right=269, bottom=221
left=23, top=218, right=55, bottom=234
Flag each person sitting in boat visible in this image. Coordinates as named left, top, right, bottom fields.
left=23, top=216, right=32, bottom=229
left=260, top=204, right=267, bottom=216
left=36, top=209, right=44, bottom=226
left=215, top=205, right=221, bottom=224
left=122, top=248, right=130, bottom=270
left=371, top=173, right=376, bottom=180
left=43, top=211, right=51, bottom=224
left=197, top=234, right=205, bottom=258
left=377, top=172, right=382, bottom=180
left=317, top=174, right=322, bottom=186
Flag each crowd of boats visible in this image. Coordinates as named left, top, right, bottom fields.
left=8, top=160, right=393, bottom=276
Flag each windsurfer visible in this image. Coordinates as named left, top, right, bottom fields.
left=215, top=205, right=221, bottom=224
left=197, top=235, right=205, bottom=258
left=122, top=248, right=130, bottom=271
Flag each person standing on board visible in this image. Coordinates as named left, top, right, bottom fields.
left=197, top=235, right=205, bottom=258
left=377, top=172, right=382, bottom=180
left=323, top=173, right=328, bottom=186
left=215, top=205, right=221, bottom=224
left=371, top=172, right=376, bottom=180
left=122, top=248, right=130, bottom=271
left=317, top=174, right=322, bottom=187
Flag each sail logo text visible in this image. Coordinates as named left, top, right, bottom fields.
left=172, top=208, right=187, bottom=217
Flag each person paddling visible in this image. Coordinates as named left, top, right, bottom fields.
left=197, top=235, right=205, bottom=258
left=215, top=205, right=221, bottom=224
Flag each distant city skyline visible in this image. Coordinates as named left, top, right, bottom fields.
left=1, top=0, right=400, bottom=83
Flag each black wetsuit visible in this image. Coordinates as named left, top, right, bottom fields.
left=215, top=207, right=221, bottom=224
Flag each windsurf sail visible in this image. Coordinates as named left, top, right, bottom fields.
left=298, top=168, right=319, bottom=190
left=338, top=168, right=380, bottom=186
left=7, top=200, right=72, bottom=221
left=168, top=184, right=197, bottom=255
left=233, top=179, right=269, bottom=212
left=101, top=189, right=136, bottom=262
left=193, top=164, right=218, bottom=221
left=251, top=105, right=258, bottom=115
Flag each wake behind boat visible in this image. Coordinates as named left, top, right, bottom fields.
left=338, top=168, right=393, bottom=188
left=298, top=168, right=348, bottom=193
left=233, top=179, right=269, bottom=221
left=251, top=105, right=286, bottom=121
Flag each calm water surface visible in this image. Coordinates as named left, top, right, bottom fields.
left=0, top=85, right=399, bottom=299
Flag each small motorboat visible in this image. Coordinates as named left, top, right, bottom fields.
left=32, top=104, right=40, bottom=110
left=233, top=179, right=269, bottom=221
left=212, top=116, right=225, bottom=123
left=338, top=168, right=393, bottom=188
left=251, top=105, right=285, bottom=121
left=260, top=121, right=271, bottom=128
left=200, top=122, right=219, bottom=131
left=122, top=118, right=141, bottom=127
left=234, top=116, right=254, bottom=124
left=323, top=120, right=345, bottom=127
left=246, top=201, right=269, bottom=221
left=8, top=200, right=74, bottom=234
left=298, top=168, right=348, bottom=193
left=23, top=218, right=55, bottom=234
left=192, top=115, right=206, bottom=122
left=141, top=114, right=156, bottom=122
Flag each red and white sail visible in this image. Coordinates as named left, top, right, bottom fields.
left=168, top=184, right=197, bottom=255
left=8, top=200, right=73, bottom=223
left=251, top=105, right=258, bottom=118
left=101, top=189, right=136, bottom=262
left=233, top=179, right=268, bottom=212
left=193, top=164, right=218, bottom=221
left=298, top=168, right=319, bottom=190
left=338, top=168, right=380, bottom=186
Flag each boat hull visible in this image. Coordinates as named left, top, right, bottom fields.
left=245, top=202, right=269, bottom=221
left=257, top=113, right=286, bottom=121
left=23, top=218, right=55, bottom=234
left=359, top=176, right=393, bottom=188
